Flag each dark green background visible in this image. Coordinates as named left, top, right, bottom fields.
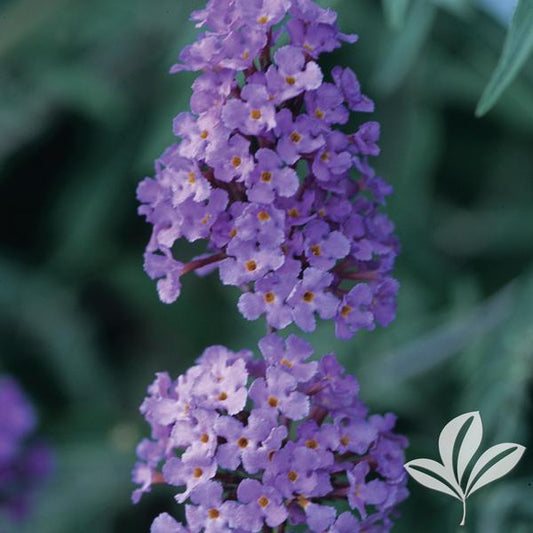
left=0, top=0, right=532, bottom=531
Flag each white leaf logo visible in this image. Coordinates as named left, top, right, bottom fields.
left=404, top=411, right=525, bottom=526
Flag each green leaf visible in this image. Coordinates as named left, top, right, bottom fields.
left=19, top=441, right=133, bottom=533
left=374, top=0, right=436, bottom=93
left=458, top=269, right=533, bottom=446
left=432, top=0, right=474, bottom=18
left=358, top=280, right=515, bottom=394
left=476, top=0, right=533, bottom=116
left=0, top=257, right=115, bottom=405
left=382, top=0, right=410, bottom=29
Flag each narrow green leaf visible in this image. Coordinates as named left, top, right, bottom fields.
left=0, top=257, right=115, bottom=405
left=382, top=0, right=410, bottom=29
left=359, top=280, right=515, bottom=391
left=476, top=0, right=533, bottom=116
left=374, top=0, right=436, bottom=94
left=432, top=0, right=474, bottom=18
left=20, top=442, right=132, bottom=533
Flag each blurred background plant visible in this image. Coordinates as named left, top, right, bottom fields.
left=0, top=0, right=532, bottom=531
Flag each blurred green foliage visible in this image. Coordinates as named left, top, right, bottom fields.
left=476, top=0, right=533, bottom=116
left=0, top=0, right=532, bottom=531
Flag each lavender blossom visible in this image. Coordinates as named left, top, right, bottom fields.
left=137, top=0, right=401, bottom=340
left=0, top=376, right=52, bottom=521
left=132, top=336, right=408, bottom=532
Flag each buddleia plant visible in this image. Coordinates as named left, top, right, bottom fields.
left=131, top=0, right=410, bottom=531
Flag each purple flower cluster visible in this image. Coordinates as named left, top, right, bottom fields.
left=138, top=0, right=400, bottom=340
left=0, top=376, right=52, bottom=521
left=133, top=1, right=409, bottom=530
left=132, top=336, right=408, bottom=532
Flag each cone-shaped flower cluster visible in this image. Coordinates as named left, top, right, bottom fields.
left=133, top=335, right=408, bottom=532
left=133, top=1, right=408, bottom=530
left=0, top=376, right=52, bottom=520
left=138, top=0, right=399, bottom=340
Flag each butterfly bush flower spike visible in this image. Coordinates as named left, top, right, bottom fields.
left=133, top=337, right=409, bottom=531
left=137, top=0, right=400, bottom=340
left=0, top=376, right=53, bottom=521
left=133, top=1, right=409, bottom=531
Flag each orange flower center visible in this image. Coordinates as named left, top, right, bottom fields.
left=341, top=305, right=352, bottom=318
left=264, top=291, right=275, bottom=304
left=290, top=131, right=302, bottom=143
left=258, top=496, right=270, bottom=508
left=246, top=260, right=257, bottom=272
left=250, top=109, right=262, bottom=120
left=267, top=396, right=279, bottom=408
left=208, top=508, right=220, bottom=519
left=280, top=358, right=293, bottom=368
left=303, top=291, right=315, bottom=303
left=260, top=171, right=272, bottom=183
left=297, top=494, right=309, bottom=508
left=310, top=244, right=321, bottom=256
